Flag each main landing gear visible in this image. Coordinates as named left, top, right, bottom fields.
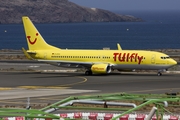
left=85, top=70, right=92, bottom=75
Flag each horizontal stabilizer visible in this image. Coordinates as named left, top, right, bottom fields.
left=27, top=51, right=36, bottom=54
left=22, top=47, right=34, bottom=60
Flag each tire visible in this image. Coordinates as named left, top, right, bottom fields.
left=157, top=72, right=162, bottom=76
left=85, top=70, right=92, bottom=75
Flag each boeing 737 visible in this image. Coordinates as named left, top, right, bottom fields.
left=22, top=16, right=177, bottom=76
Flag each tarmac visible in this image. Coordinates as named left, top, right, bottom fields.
left=0, top=53, right=180, bottom=110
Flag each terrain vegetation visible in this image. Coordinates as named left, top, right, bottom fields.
left=0, top=0, right=142, bottom=24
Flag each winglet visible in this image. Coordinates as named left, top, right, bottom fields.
left=117, top=43, right=122, bottom=50
left=22, top=47, right=34, bottom=60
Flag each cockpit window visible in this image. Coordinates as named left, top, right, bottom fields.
left=161, top=56, right=170, bottom=59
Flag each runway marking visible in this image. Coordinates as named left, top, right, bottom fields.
left=77, top=76, right=178, bottom=86
left=17, top=86, right=70, bottom=89
left=0, top=76, right=87, bottom=90
left=0, top=87, right=13, bottom=90
left=17, top=76, right=87, bottom=89
left=55, top=76, right=87, bottom=87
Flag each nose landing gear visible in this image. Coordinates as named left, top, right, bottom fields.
left=157, top=69, right=167, bottom=76
left=157, top=72, right=162, bottom=76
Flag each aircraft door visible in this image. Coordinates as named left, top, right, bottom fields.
left=167, top=59, right=169, bottom=64
left=151, top=54, right=156, bottom=64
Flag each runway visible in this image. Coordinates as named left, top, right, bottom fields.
left=1, top=72, right=180, bottom=94
left=0, top=71, right=180, bottom=109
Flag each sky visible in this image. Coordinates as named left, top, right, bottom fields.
left=69, top=0, right=180, bottom=11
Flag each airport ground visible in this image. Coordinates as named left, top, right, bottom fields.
left=0, top=61, right=180, bottom=109
left=0, top=49, right=180, bottom=113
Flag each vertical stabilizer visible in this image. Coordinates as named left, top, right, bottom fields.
left=22, top=16, right=59, bottom=50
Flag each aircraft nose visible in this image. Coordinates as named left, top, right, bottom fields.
left=171, top=59, right=177, bottom=66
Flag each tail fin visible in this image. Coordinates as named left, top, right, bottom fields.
left=22, top=16, right=60, bottom=50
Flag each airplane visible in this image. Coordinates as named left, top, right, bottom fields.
left=22, top=16, right=177, bottom=76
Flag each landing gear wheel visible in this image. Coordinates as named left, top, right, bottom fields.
left=157, top=72, right=162, bottom=76
left=85, top=70, right=92, bottom=75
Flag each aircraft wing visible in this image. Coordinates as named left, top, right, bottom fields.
left=37, top=59, right=109, bottom=69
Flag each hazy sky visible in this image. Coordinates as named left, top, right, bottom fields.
left=69, top=0, right=180, bottom=11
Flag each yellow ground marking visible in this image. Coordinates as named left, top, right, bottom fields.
left=17, top=86, right=70, bottom=89
left=0, top=88, right=13, bottom=90
left=17, top=76, right=87, bottom=89
left=0, top=76, right=87, bottom=90
left=76, top=76, right=177, bottom=86
left=55, top=76, right=87, bottom=87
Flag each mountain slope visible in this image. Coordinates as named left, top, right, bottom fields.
left=0, top=0, right=142, bottom=24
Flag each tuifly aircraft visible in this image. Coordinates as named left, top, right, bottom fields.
left=22, top=16, right=177, bottom=76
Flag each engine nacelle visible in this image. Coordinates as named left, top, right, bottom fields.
left=91, top=64, right=111, bottom=74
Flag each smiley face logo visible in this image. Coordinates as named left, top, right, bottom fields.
left=27, top=33, right=38, bottom=45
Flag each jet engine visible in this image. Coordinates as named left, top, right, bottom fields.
left=91, top=64, right=111, bottom=74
